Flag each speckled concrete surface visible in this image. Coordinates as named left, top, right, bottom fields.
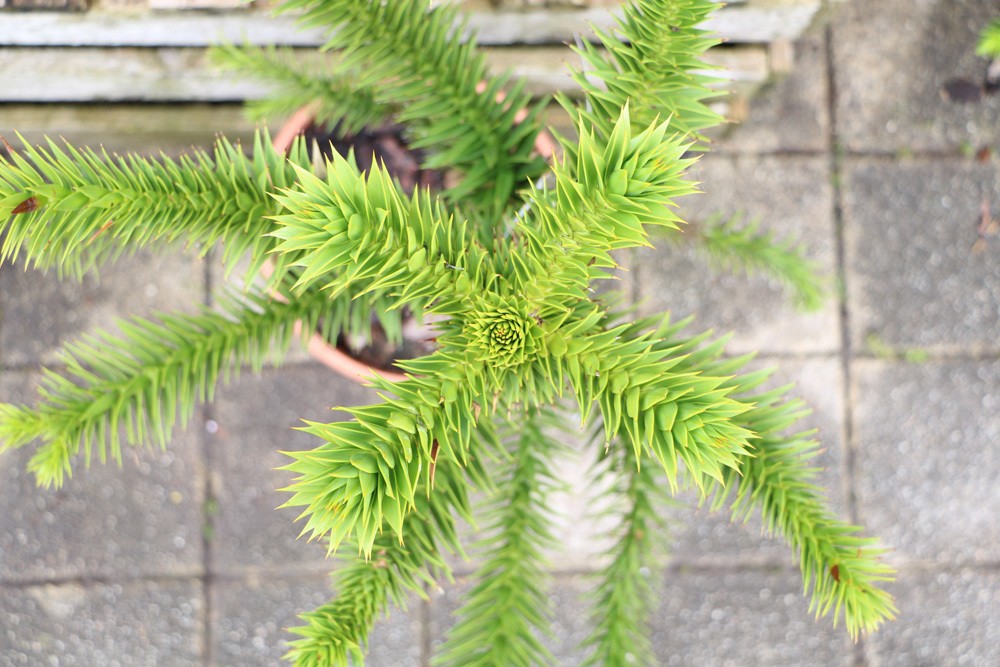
left=3, top=0, right=1000, bottom=664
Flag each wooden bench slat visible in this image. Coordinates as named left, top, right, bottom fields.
left=0, top=3, right=819, bottom=48
left=0, top=44, right=769, bottom=103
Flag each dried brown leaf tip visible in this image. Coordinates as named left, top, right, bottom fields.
left=88, top=220, right=114, bottom=245
left=428, top=440, right=440, bottom=490
left=0, top=134, right=16, bottom=156
left=11, top=196, right=39, bottom=215
left=972, top=198, right=998, bottom=254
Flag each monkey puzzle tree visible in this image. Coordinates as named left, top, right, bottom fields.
left=0, top=1, right=895, bottom=664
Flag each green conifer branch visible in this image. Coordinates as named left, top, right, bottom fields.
left=268, top=156, right=493, bottom=312
left=279, top=358, right=499, bottom=557
left=209, top=43, right=394, bottom=132
left=0, top=132, right=309, bottom=280
left=711, top=395, right=897, bottom=639
left=649, top=323, right=895, bottom=637
left=285, top=449, right=483, bottom=667
left=592, top=308, right=896, bottom=637
left=560, top=0, right=724, bottom=145
left=278, top=298, right=750, bottom=564
left=0, top=130, right=401, bottom=344
left=552, top=309, right=754, bottom=495
left=434, top=406, right=562, bottom=667
left=269, top=107, right=700, bottom=316
left=0, top=284, right=337, bottom=489
left=671, top=214, right=826, bottom=311
left=654, top=327, right=897, bottom=637
left=285, top=551, right=392, bottom=667
left=581, top=445, right=665, bottom=667
left=507, top=105, right=697, bottom=300
left=275, top=0, right=550, bottom=219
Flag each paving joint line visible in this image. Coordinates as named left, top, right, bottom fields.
left=420, top=582, right=433, bottom=667
left=822, top=18, right=868, bottom=667
left=882, top=560, right=1000, bottom=573
left=713, top=148, right=986, bottom=161
left=824, top=16, right=854, bottom=548
left=738, top=350, right=841, bottom=361
left=200, top=251, right=216, bottom=667
left=0, top=570, right=204, bottom=590
left=12, top=558, right=1000, bottom=593
left=447, top=561, right=807, bottom=580
left=188, top=566, right=334, bottom=582
left=853, top=350, right=1000, bottom=363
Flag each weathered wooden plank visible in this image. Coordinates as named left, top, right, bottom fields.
left=0, top=104, right=257, bottom=155
left=486, top=43, right=770, bottom=92
left=148, top=0, right=245, bottom=9
left=0, top=44, right=769, bottom=103
left=0, top=48, right=265, bottom=102
left=491, top=0, right=747, bottom=4
left=0, top=102, right=577, bottom=154
left=0, top=12, right=321, bottom=47
left=0, top=3, right=819, bottom=47
left=463, top=4, right=813, bottom=46
left=0, top=0, right=87, bottom=11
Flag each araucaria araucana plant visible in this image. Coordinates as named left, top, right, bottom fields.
left=0, top=0, right=896, bottom=664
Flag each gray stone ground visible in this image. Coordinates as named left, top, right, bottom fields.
left=3, top=0, right=1000, bottom=664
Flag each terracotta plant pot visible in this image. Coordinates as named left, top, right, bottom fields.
left=270, top=102, right=556, bottom=384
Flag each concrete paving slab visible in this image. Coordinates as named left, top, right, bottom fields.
left=212, top=573, right=422, bottom=667
left=632, top=154, right=838, bottom=355
left=0, top=250, right=205, bottom=368
left=0, top=370, right=205, bottom=583
left=844, top=158, right=1000, bottom=352
left=865, top=568, right=1000, bottom=667
left=207, top=364, right=377, bottom=574
left=716, top=34, right=830, bottom=154
left=853, top=359, right=1000, bottom=565
left=650, top=567, right=853, bottom=666
left=832, top=0, right=1000, bottom=154
left=0, top=578, right=203, bottom=666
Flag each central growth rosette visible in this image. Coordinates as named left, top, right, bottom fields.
left=465, top=293, right=542, bottom=369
